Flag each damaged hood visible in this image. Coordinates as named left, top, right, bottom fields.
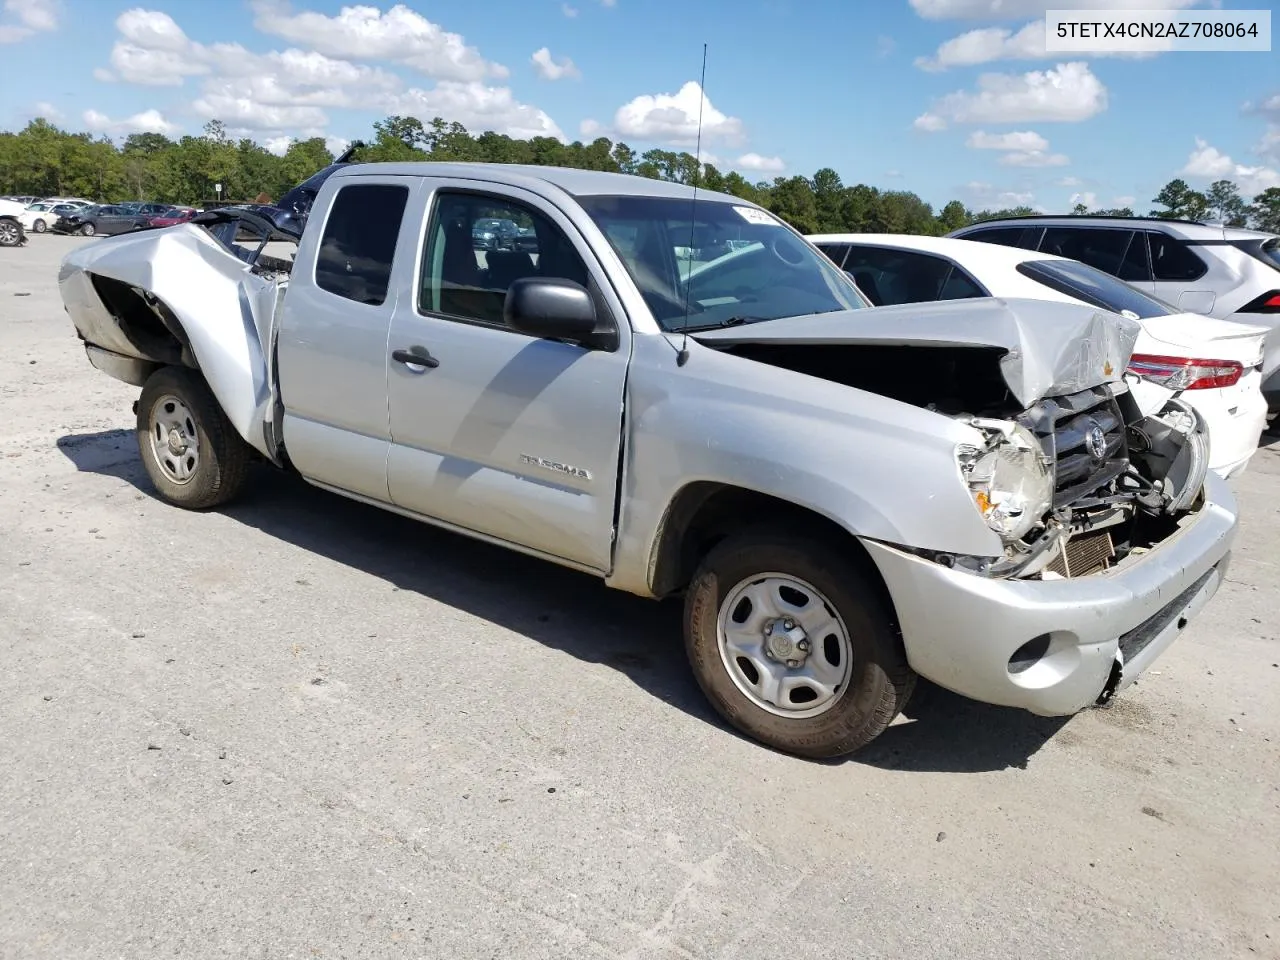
left=692, top=296, right=1141, bottom=408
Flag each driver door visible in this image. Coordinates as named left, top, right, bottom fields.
left=385, top=180, right=631, bottom=572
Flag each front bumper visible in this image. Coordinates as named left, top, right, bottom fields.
left=861, top=471, right=1237, bottom=716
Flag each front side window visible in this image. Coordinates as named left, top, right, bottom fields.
left=841, top=246, right=956, bottom=306
left=314, top=183, right=409, bottom=306
left=1147, top=232, right=1208, bottom=281
left=816, top=243, right=851, bottom=269
left=1039, top=227, right=1139, bottom=279
left=962, top=226, right=1041, bottom=250
left=578, top=195, right=865, bottom=331
left=1016, top=258, right=1176, bottom=320
left=419, top=191, right=588, bottom=327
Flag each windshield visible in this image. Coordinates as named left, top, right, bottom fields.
left=578, top=194, right=866, bottom=331
left=1017, top=258, right=1177, bottom=320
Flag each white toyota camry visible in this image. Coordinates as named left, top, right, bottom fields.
left=808, top=233, right=1269, bottom=478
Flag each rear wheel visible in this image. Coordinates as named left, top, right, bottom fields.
left=684, top=532, right=915, bottom=758
left=79, top=222, right=95, bottom=237
left=33, top=219, right=47, bottom=234
left=136, top=366, right=250, bottom=510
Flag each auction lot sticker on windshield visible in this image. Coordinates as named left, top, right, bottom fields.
left=734, top=206, right=780, bottom=226
left=1045, top=8, right=1271, bottom=52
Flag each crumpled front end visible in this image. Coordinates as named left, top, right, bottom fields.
left=864, top=382, right=1235, bottom=715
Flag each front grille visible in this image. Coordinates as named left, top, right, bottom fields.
left=1018, top=385, right=1128, bottom=509
left=1045, top=528, right=1115, bottom=578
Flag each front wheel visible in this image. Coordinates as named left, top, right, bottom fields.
left=136, top=366, right=251, bottom=509
left=0, top=218, right=22, bottom=247
left=79, top=222, right=95, bottom=236
left=33, top=219, right=47, bottom=234
left=684, top=533, right=915, bottom=758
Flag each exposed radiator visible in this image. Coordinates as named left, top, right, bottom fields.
left=1046, top=529, right=1115, bottom=578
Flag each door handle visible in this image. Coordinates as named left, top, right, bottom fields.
left=392, top=347, right=440, bottom=369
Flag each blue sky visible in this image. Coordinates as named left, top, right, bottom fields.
left=2, top=0, right=1278, bottom=211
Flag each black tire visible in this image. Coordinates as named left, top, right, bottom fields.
left=0, top=217, right=22, bottom=247
left=33, top=219, right=47, bottom=234
left=684, top=532, right=915, bottom=759
left=79, top=222, right=95, bottom=237
left=135, top=366, right=250, bottom=510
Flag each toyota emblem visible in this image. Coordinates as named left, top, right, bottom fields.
left=1086, top=425, right=1108, bottom=461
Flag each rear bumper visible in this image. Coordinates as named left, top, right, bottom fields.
left=1183, top=381, right=1268, bottom=477
left=861, top=471, right=1237, bottom=716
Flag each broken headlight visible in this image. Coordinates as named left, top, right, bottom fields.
left=957, top=422, right=1054, bottom=543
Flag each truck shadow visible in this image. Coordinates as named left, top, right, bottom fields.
left=57, top=428, right=1067, bottom=773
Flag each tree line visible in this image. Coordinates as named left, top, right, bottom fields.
left=2, top=115, right=1278, bottom=234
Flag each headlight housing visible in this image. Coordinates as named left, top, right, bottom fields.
left=957, top=422, right=1054, bottom=542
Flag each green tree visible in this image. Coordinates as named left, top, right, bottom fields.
left=1150, top=178, right=1210, bottom=220
left=1251, top=187, right=1280, bottom=232
left=1072, top=202, right=1089, bottom=215
left=1206, top=179, right=1248, bottom=226
left=766, top=176, right=819, bottom=233
left=936, top=200, right=970, bottom=233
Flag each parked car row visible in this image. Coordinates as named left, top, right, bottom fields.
left=0, top=196, right=203, bottom=242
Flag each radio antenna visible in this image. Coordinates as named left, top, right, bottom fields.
left=675, top=42, right=707, bottom=367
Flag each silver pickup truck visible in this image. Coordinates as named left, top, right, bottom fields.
left=57, top=162, right=1237, bottom=758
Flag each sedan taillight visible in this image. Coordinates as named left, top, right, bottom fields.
left=1128, top=353, right=1244, bottom=390
left=1238, top=290, right=1280, bottom=313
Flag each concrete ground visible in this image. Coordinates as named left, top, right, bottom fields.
left=2, top=234, right=1278, bottom=960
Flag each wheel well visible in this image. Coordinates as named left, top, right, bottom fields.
left=88, top=274, right=194, bottom=368
left=649, top=482, right=896, bottom=617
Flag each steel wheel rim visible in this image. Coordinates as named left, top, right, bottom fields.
left=716, top=572, right=854, bottom=719
left=81, top=224, right=94, bottom=236
left=0, top=221, right=18, bottom=245
left=34, top=219, right=47, bottom=233
left=148, top=394, right=200, bottom=485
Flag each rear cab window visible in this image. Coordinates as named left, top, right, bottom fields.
left=314, top=183, right=410, bottom=306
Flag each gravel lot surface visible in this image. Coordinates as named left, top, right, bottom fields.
left=2, top=234, right=1278, bottom=959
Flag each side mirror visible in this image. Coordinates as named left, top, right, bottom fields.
left=504, top=277, right=597, bottom=344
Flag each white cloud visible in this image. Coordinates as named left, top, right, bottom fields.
left=0, top=0, right=57, bottom=40
left=530, top=46, right=580, bottom=81
left=561, top=2, right=578, bottom=14
left=387, top=82, right=564, bottom=141
left=83, top=107, right=180, bottom=136
left=1069, top=191, right=1099, bottom=208
left=599, top=0, right=616, bottom=6
left=6, top=0, right=58, bottom=30
left=1181, top=137, right=1280, bottom=196
left=325, top=135, right=351, bottom=156
left=263, top=136, right=291, bottom=156
left=915, top=62, right=1107, bottom=128
left=1256, top=126, right=1280, bottom=166
left=915, top=19, right=1167, bottom=70
left=876, top=35, right=896, bottom=58
left=1112, top=195, right=1136, bottom=207
left=966, top=129, right=1048, bottom=151
left=965, top=180, right=1037, bottom=207
left=1000, top=149, right=1069, bottom=166
left=910, top=0, right=1198, bottom=18
left=1055, top=175, right=1082, bottom=187
left=885, top=169, right=903, bottom=178
left=736, top=153, right=785, bottom=173
left=94, top=5, right=563, bottom=146
left=32, top=100, right=62, bottom=121
left=250, top=0, right=507, bottom=81
left=611, top=81, right=745, bottom=146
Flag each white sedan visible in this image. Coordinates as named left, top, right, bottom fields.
left=19, top=201, right=73, bottom=234
left=808, top=233, right=1269, bottom=478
